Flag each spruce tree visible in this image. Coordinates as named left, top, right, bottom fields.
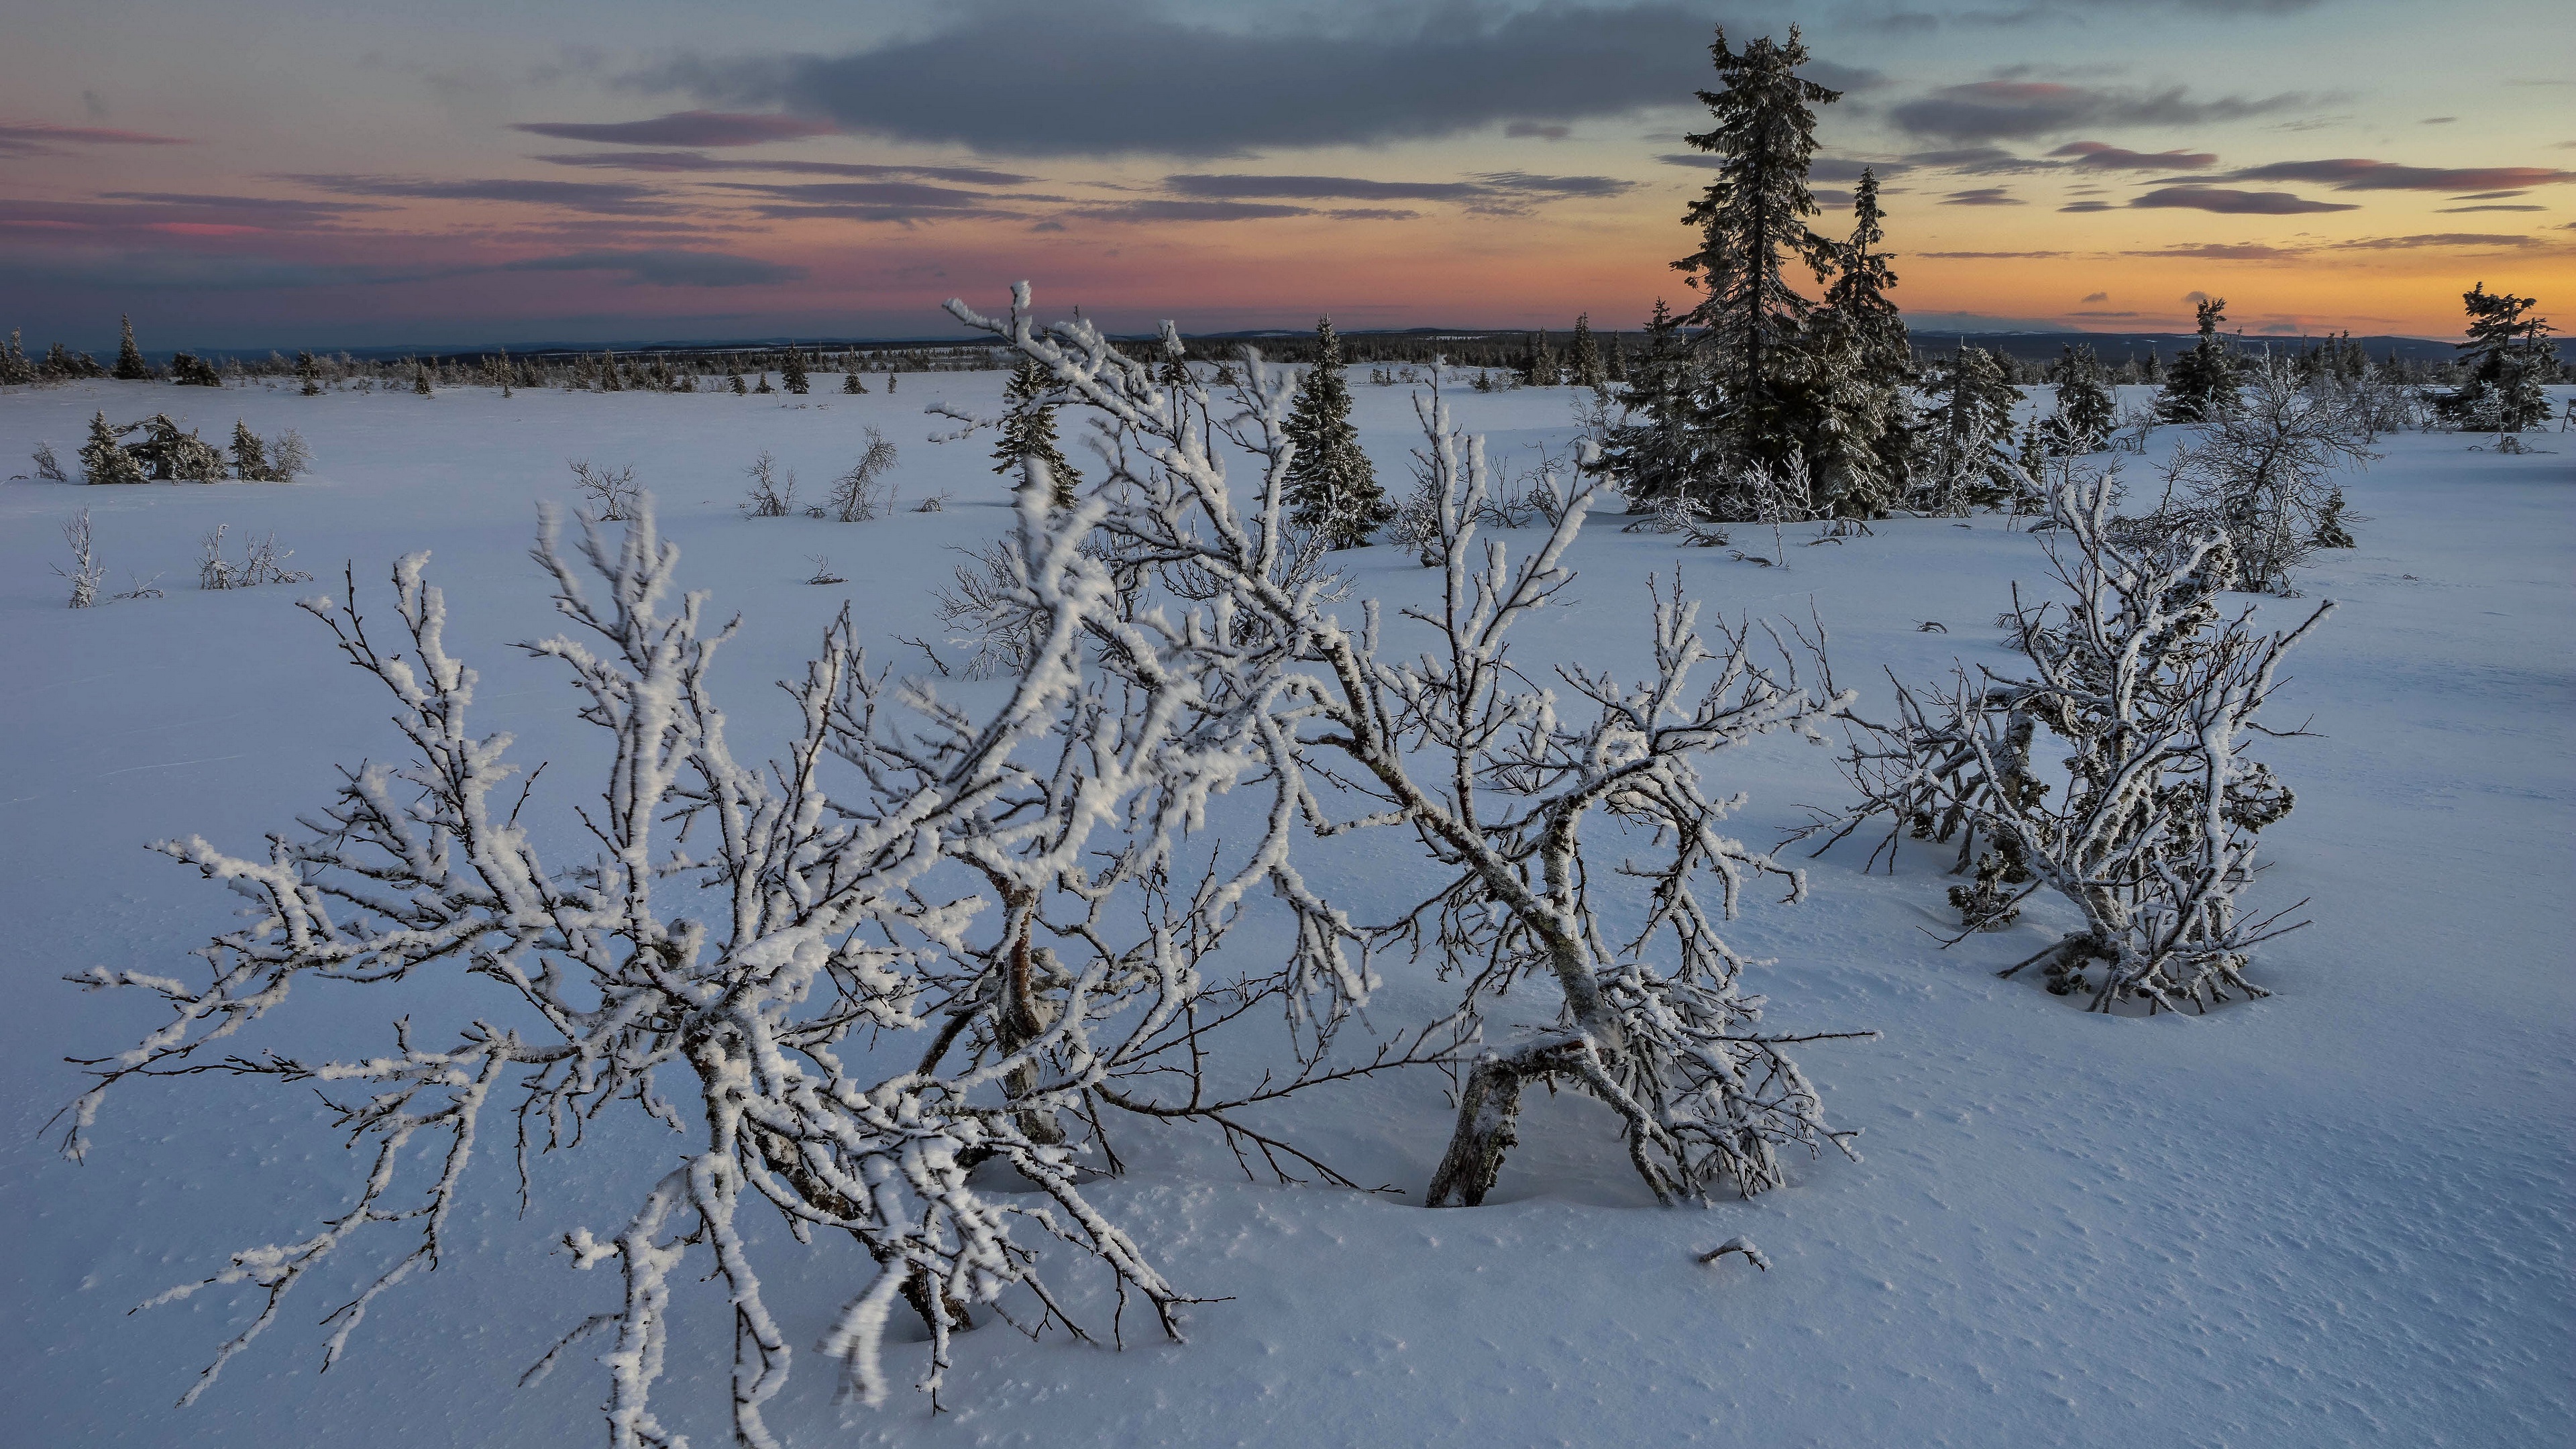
left=993, top=356, right=1079, bottom=506
left=2158, top=297, right=2237, bottom=423
left=842, top=369, right=867, bottom=394
left=413, top=362, right=435, bottom=397
left=754, top=372, right=773, bottom=394
left=599, top=350, right=623, bottom=392
left=0, top=329, right=33, bottom=386
left=1568, top=314, right=1607, bottom=391
left=230, top=421, right=270, bottom=480
left=1793, top=168, right=1912, bottom=517
left=782, top=348, right=811, bottom=395
left=1524, top=329, right=1557, bottom=386
left=729, top=371, right=747, bottom=395
left=1281, top=317, right=1391, bottom=548
left=1600, top=299, right=1711, bottom=509
left=2047, top=344, right=2117, bottom=452
left=1672, top=27, right=1841, bottom=480
left=80, top=411, right=146, bottom=485
left=111, top=315, right=153, bottom=381
left=2442, top=282, right=2556, bottom=431
left=1921, top=344, right=2023, bottom=511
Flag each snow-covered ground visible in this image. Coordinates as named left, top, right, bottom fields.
left=2, top=372, right=2569, bottom=1448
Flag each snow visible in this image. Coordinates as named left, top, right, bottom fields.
left=2, top=373, right=2569, bottom=1447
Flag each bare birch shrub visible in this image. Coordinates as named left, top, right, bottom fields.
left=55, top=508, right=105, bottom=606
left=947, top=284, right=1870, bottom=1212
left=567, top=460, right=641, bottom=521
left=197, top=524, right=315, bottom=590
left=1809, top=467, right=2330, bottom=1013
left=737, top=449, right=798, bottom=517
left=828, top=427, right=900, bottom=521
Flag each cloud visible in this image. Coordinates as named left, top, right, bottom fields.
left=1943, top=186, right=2025, bottom=205
left=1916, top=249, right=2068, bottom=258
left=0, top=193, right=383, bottom=233
left=2130, top=185, right=2356, bottom=213
left=0, top=121, right=193, bottom=156
left=708, top=180, right=1010, bottom=209
left=2324, top=231, right=2555, bottom=250
left=1162, top=170, right=1634, bottom=214
left=277, top=174, right=680, bottom=215
left=633, top=4, right=1882, bottom=158
left=1505, top=121, right=1570, bottom=141
left=1900, top=146, right=2057, bottom=175
left=1064, top=198, right=1417, bottom=224
left=2440, top=204, right=2546, bottom=213
left=496, top=248, right=803, bottom=286
left=2059, top=200, right=2113, bottom=211
left=1889, top=80, right=2305, bottom=141
left=2422, top=117, right=2457, bottom=125
left=510, top=109, right=836, bottom=147
left=534, top=151, right=1034, bottom=184
left=2069, top=309, right=2140, bottom=317
left=1807, top=157, right=1912, bottom=181
left=2183, top=290, right=2211, bottom=302
left=2218, top=158, right=2576, bottom=192
left=2049, top=141, right=2218, bottom=170
left=2143, top=244, right=2305, bottom=260
left=2082, top=290, right=2109, bottom=301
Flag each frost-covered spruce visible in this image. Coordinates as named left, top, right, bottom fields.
left=1917, top=343, right=2023, bottom=513
left=228, top=421, right=269, bottom=481
left=2048, top=343, right=2118, bottom=453
left=1674, top=27, right=1842, bottom=480
left=78, top=411, right=145, bottom=486
left=111, top=313, right=152, bottom=380
left=2158, top=297, right=2238, bottom=423
left=991, top=354, right=1077, bottom=505
left=1281, top=317, right=1391, bottom=548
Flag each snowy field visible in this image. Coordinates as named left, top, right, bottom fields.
left=1, top=370, right=2569, bottom=1448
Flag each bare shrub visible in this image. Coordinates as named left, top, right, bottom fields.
left=55, top=509, right=105, bottom=607
left=827, top=427, right=900, bottom=521
left=737, top=449, right=798, bottom=517
left=32, top=441, right=69, bottom=483
left=1811, top=466, right=2330, bottom=1013
left=197, top=523, right=315, bottom=590
left=567, top=460, right=641, bottom=521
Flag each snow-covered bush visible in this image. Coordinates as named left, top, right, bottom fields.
left=827, top=427, right=899, bottom=521
left=945, top=284, right=1868, bottom=1210
left=1812, top=467, right=2330, bottom=1012
left=70, top=467, right=1431, bottom=1436
left=2160, top=357, right=2375, bottom=594
left=54, top=508, right=105, bottom=607
left=737, top=448, right=798, bottom=517
left=195, top=523, right=313, bottom=590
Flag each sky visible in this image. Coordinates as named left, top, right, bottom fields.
left=2, top=0, right=2570, bottom=352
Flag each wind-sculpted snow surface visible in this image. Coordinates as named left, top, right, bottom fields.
left=0, top=360, right=2567, bottom=1448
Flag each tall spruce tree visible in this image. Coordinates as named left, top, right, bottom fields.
left=1568, top=313, right=1607, bottom=391
left=1793, top=167, right=1912, bottom=517
left=2441, top=282, right=2556, bottom=431
left=229, top=421, right=270, bottom=481
left=2047, top=343, right=2117, bottom=453
left=994, top=356, right=1079, bottom=506
left=1672, top=27, right=1841, bottom=480
left=111, top=315, right=152, bottom=381
left=782, top=348, right=811, bottom=395
left=1283, top=317, right=1391, bottom=548
left=1601, top=299, right=1712, bottom=509
left=1921, top=343, right=2023, bottom=512
left=2158, top=297, right=2237, bottom=423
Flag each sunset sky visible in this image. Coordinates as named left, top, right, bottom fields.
left=3, top=0, right=2569, bottom=351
